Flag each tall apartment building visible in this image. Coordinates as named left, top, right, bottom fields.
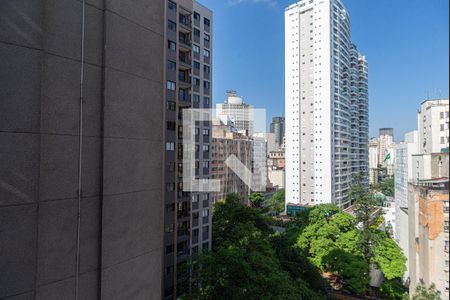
left=394, top=131, right=418, bottom=279
left=1, top=1, right=165, bottom=299
left=163, top=1, right=213, bottom=298
left=216, top=91, right=255, bottom=136
left=285, top=0, right=368, bottom=208
left=270, top=116, right=285, bottom=148
left=417, top=99, right=449, bottom=154
left=408, top=178, right=449, bottom=298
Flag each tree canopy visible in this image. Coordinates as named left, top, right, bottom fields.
left=187, top=194, right=327, bottom=300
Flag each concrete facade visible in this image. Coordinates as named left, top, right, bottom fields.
left=0, top=1, right=165, bottom=299
left=408, top=181, right=449, bottom=298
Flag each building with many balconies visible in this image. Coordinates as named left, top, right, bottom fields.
left=284, top=0, right=369, bottom=208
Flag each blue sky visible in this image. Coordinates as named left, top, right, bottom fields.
left=200, top=0, right=449, bottom=141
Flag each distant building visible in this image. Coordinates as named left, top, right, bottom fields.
left=394, top=130, right=418, bottom=280
left=369, top=137, right=380, bottom=184
left=417, top=99, right=449, bottom=154
left=268, top=150, right=286, bottom=189
left=270, top=117, right=285, bottom=149
left=216, top=91, right=254, bottom=136
left=378, top=128, right=395, bottom=176
left=253, top=132, right=277, bottom=153
left=408, top=178, right=449, bottom=298
left=211, top=119, right=253, bottom=204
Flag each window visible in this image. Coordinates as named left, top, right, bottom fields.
left=179, top=89, right=187, bottom=101
left=444, top=201, right=449, bottom=213
left=194, top=61, right=200, bottom=70
left=441, top=124, right=445, bottom=131
left=204, top=96, right=210, bottom=105
left=202, top=209, right=209, bottom=217
left=166, top=183, right=175, bottom=191
left=167, top=101, right=176, bottom=111
left=168, top=20, right=176, bottom=31
left=203, top=49, right=210, bottom=57
left=168, top=0, right=176, bottom=10
left=167, top=81, right=176, bottom=91
left=204, top=33, right=210, bottom=41
left=195, top=128, right=199, bottom=136
left=203, top=81, right=210, bottom=89
left=441, top=112, right=445, bottom=119
left=166, top=266, right=174, bottom=276
left=193, top=77, right=200, bottom=86
left=202, top=161, right=209, bottom=168
left=203, top=145, right=209, bottom=152
left=167, top=60, right=176, bottom=71
left=203, top=129, right=210, bottom=136
left=445, top=240, right=449, bottom=253
left=167, top=121, right=176, bottom=131
left=193, top=44, right=200, bottom=54
left=441, top=136, right=446, bottom=144
left=165, top=224, right=174, bottom=233
left=165, top=245, right=174, bottom=258
left=194, top=28, right=200, bottom=37
left=166, top=142, right=175, bottom=151
left=193, top=94, right=200, bottom=102
left=204, top=17, right=210, bottom=27
left=194, top=12, right=200, bottom=21
left=204, top=65, right=210, bottom=74
left=445, top=220, right=449, bottom=233
left=168, top=40, right=176, bottom=51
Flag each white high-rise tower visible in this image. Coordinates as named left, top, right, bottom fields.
left=285, top=0, right=368, bottom=209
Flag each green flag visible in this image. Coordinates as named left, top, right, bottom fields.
left=384, top=152, right=391, bottom=162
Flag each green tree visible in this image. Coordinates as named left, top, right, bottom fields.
left=380, top=278, right=408, bottom=300
left=188, top=194, right=326, bottom=300
left=373, top=235, right=407, bottom=280
left=372, top=176, right=395, bottom=197
left=410, top=281, right=442, bottom=300
left=267, top=189, right=285, bottom=214
left=249, top=191, right=264, bottom=208
left=350, top=172, right=382, bottom=265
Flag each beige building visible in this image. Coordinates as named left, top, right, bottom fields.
left=417, top=99, right=449, bottom=155
left=211, top=119, right=253, bottom=204
left=408, top=178, right=449, bottom=298
left=268, top=150, right=286, bottom=189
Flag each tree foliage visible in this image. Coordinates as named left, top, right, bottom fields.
left=380, top=278, right=409, bottom=300
left=351, top=172, right=383, bottom=265
left=188, top=194, right=327, bottom=300
left=373, top=235, right=407, bottom=280
left=410, top=281, right=442, bottom=300
left=249, top=192, right=265, bottom=208
left=266, top=189, right=285, bottom=214
left=372, top=176, right=395, bottom=197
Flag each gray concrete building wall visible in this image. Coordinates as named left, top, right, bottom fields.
left=0, top=1, right=165, bottom=299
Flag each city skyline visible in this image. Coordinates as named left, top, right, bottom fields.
left=200, top=0, right=449, bottom=141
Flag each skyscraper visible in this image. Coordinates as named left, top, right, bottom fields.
left=270, top=116, right=285, bottom=148
left=285, top=0, right=368, bottom=208
left=163, top=1, right=213, bottom=299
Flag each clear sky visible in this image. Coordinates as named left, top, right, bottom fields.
left=199, top=0, right=449, bottom=141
